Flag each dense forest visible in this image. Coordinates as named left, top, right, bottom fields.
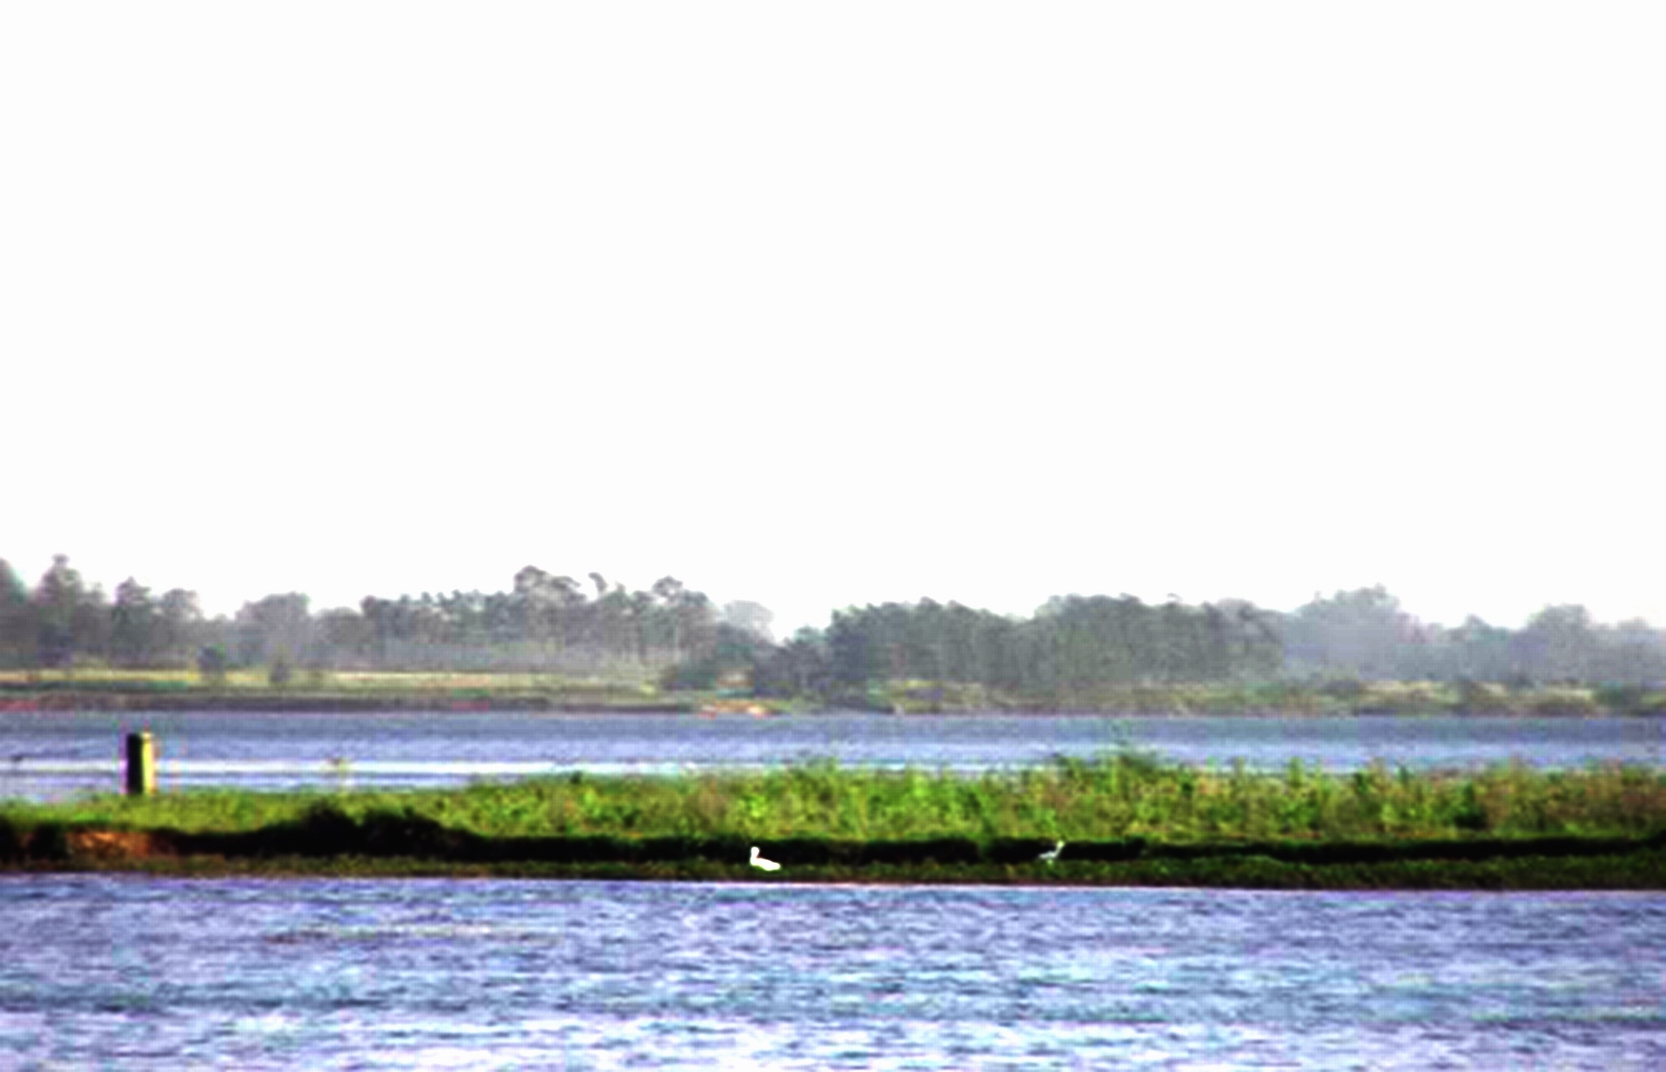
left=4, top=555, right=1666, bottom=699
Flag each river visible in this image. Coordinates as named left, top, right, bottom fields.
left=2, top=710, right=1662, bottom=800
left=1, top=875, right=1660, bottom=1069
left=5, top=713, right=1663, bottom=1066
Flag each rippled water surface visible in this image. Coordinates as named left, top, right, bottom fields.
left=1, top=876, right=1662, bottom=1069
left=4, top=710, right=1661, bottom=798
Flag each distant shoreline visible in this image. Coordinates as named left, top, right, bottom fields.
left=0, top=690, right=692, bottom=715
left=1, top=679, right=1663, bottom=717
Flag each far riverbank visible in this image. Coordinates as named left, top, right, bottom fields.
left=3, top=672, right=1664, bottom=717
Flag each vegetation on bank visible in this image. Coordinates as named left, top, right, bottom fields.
left=5, top=757, right=1664, bottom=887
left=3, top=668, right=1663, bottom=716
left=0, top=668, right=686, bottom=713
left=6, top=554, right=1666, bottom=712
left=11, top=754, right=1663, bottom=842
left=868, top=678, right=1666, bottom=717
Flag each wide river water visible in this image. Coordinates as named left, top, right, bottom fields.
left=4, top=716, right=1663, bottom=1066
left=2, top=710, right=1662, bottom=800
left=2, top=875, right=1661, bottom=1069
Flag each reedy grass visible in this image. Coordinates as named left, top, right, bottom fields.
left=7, top=754, right=1664, bottom=845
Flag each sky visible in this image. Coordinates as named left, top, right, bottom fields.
left=3, top=4, right=1662, bottom=636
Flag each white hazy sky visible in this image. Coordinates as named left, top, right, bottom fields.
left=3, top=4, right=1662, bottom=635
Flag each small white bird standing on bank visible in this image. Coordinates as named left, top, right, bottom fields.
left=749, top=846, right=781, bottom=872
left=1038, top=839, right=1065, bottom=864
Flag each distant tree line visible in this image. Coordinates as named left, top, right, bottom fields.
left=0, top=556, right=747, bottom=678
left=3, top=556, right=1665, bottom=692
left=793, top=595, right=1284, bottom=701
left=1, top=556, right=207, bottom=672
left=1279, top=585, right=1666, bottom=685
left=771, top=586, right=1666, bottom=698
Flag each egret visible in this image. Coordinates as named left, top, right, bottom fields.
left=1038, top=839, right=1065, bottom=864
left=749, top=845, right=781, bottom=872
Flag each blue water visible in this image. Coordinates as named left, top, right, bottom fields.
left=1, top=876, right=1661, bottom=1068
left=3, top=710, right=1661, bottom=800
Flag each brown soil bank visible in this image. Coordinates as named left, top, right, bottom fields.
left=5, top=812, right=1663, bottom=889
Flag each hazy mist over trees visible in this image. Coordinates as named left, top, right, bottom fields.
left=3, top=556, right=1665, bottom=694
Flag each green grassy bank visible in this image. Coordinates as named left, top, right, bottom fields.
left=4, top=757, right=1664, bottom=887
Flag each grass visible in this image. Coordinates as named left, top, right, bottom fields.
left=0, top=668, right=693, bottom=713
left=8, top=754, right=1665, bottom=843
left=0, top=668, right=652, bottom=692
left=5, top=755, right=1663, bottom=887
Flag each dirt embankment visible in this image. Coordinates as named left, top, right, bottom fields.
left=66, top=829, right=165, bottom=860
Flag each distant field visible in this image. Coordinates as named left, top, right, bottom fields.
left=0, top=669, right=642, bottom=691
left=0, top=668, right=685, bottom=712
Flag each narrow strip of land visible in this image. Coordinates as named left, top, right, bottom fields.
left=3, top=671, right=1664, bottom=716
left=6, top=757, right=1663, bottom=888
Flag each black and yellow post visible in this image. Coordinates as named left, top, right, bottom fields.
left=125, top=732, right=156, bottom=796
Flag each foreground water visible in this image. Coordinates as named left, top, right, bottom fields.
left=4, top=710, right=1662, bottom=799
left=0, top=876, right=1660, bottom=1069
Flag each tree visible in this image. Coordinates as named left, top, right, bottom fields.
left=110, top=578, right=160, bottom=667
left=268, top=655, right=294, bottom=687
left=1442, top=616, right=1513, bottom=681
left=755, top=627, right=832, bottom=697
left=157, top=589, right=204, bottom=667
left=513, top=566, right=586, bottom=653
left=234, top=593, right=314, bottom=669
left=660, top=623, right=773, bottom=691
left=197, top=644, right=230, bottom=685
left=1282, top=586, right=1423, bottom=679
left=1594, top=619, right=1666, bottom=685
left=0, top=559, right=30, bottom=667
left=32, top=555, right=93, bottom=668
left=1513, top=605, right=1597, bottom=682
left=316, top=607, right=373, bottom=667
left=669, top=586, right=716, bottom=664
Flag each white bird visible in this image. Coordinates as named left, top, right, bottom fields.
left=749, top=845, right=781, bottom=872
left=1038, top=839, right=1065, bottom=864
